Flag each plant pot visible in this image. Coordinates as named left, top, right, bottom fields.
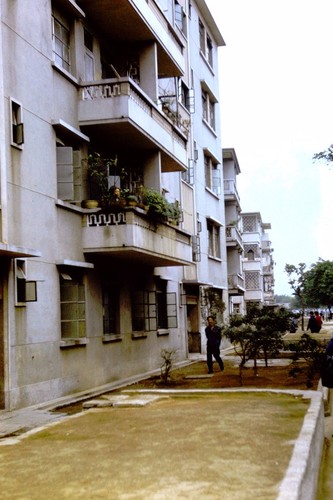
left=81, top=199, right=99, bottom=209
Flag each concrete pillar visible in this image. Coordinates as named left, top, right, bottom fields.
left=139, top=42, right=158, bottom=102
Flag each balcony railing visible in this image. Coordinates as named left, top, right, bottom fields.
left=224, top=179, right=240, bottom=206
left=261, top=240, right=272, bottom=251
left=78, top=78, right=187, bottom=172
left=227, top=274, right=245, bottom=292
left=82, top=208, right=192, bottom=267
left=226, top=225, right=243, bottom=252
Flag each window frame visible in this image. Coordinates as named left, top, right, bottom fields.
left=198, top=18, right=214, bottom=68
left=204, top=154, right=221, bottom=196
left=14, top=259, right=37, bottom=306
left=245, top=271, right=261, bottom=290
left=52, top=14, right=71, bottom=73
left=102, top=281, right=119, bottom=336
left=10, top=98, right=24, bottom=149
left=59, top=270, right=86, bottom=339
left=207, top=220, right=221, bottom=259
left=201, top=89, right=216, bottom=130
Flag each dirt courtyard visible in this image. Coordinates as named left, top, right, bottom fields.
left=0, top=391, right=309, bottom=500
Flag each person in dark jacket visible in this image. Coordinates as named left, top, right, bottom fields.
left=307, top=311, right=317, bottom=333
left=205, top=316, right=224, bottom=374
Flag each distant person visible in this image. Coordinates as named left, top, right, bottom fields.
left=289, top=317, right=298, bottom=333
left=205, top=316, right=224, bottom=374
left=314, top=311, right=322, bottom=333
left=307, top=311, right=317, bottom=333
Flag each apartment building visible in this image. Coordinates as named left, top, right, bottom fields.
left=223, top=148, right=245, bottom=316
left=241, top=212, right=275, bottom=308
left=0, top=0, right=226, bottom=409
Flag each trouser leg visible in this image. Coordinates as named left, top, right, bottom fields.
left=213, top=348, right=224, bottom=371
left=207, top=346, right=213, bottom=373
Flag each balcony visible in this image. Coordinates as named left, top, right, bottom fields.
left=226, top=225, right=243, bottom=252
left=263, top=265, right=274, bottom=275
left=82, top=208, right=192, bottom=267
left=262, top=240, right=273, bottom=252
left=76, top=0, right=184, bottom=76
left=78, top=78, right=187, bottom=172
left=227, top=274, right=245, bottom=293
left=224, top=179, right=241, bottom=207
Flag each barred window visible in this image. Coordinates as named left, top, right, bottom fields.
left=242, top=215, right=257, bottom=232
left=244, top=244, right=259, bottom=259
left=245, top=271, right=260, bottom=290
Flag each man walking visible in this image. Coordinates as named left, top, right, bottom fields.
left=205, top=316, right=224, bottom=374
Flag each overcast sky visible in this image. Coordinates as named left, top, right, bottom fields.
left=205, top=0, right=333, bottom=295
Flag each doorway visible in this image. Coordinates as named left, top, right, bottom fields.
left=187, top=296, right=201, bottom=353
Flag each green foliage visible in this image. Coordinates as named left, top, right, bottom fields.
left=285, top=263, right=308, bottom=329
left=303, top=259, right=333, bottom=310
left=287, top=333, right=327, bottom=388
left=142, top=188, right=181, bottom=223
left=224, top=305, right=291, bottom=384
left=224, top=320, right=257, bottom=384
left=313, top=145, right=333, bottom=165
left=86, top=152, right=122, bottom=203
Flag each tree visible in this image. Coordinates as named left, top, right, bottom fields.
left=303, top=259, right=333, bottom=314
left=254, top=307, right=289, bottom=366
left=287, top=333, right=327, bottom=388
left=313, top=145, right=333, bottom=165
left=224, top=305, right=291, bottom=383
left=285, top=263, right=307, bottom=330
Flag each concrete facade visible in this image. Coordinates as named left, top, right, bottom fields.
left=0, top=0, right=229, bottom=409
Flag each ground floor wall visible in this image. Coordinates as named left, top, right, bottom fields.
left=3, top=258, right=188, bottom=410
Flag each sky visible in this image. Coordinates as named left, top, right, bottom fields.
left=205, top=0, right=333, bottom=295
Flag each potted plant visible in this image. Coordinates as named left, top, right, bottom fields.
left=166, top=201, right=182, bottom=225
left=141, top=188, right=181, bottom=225
left=86, top=152, right=126, bottom=212
left=125, top=194, right=138, bottom=207
left=142, top=188, right=169, bottom=222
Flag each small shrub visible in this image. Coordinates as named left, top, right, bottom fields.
left=160, top=348, right=178, bottom=384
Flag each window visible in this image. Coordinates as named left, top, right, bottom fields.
left=178, top=79, right=194, bottom=113
left=52, top=15, right=71, bottom=72
left=242, top=215, right=257, bottom=232
left=174, top=0, right=187, bottom=36
left=182, top=159, right=194, bottom=184
left=60, top=271, right=86, bottom=338
left=201, top=90, right=215, bottom=129
left=102, top=282, right=119, bottom=335
left=244, top=244, right=259, bottom=259
left=204, top=155, right=221, bottom=195
left=10, top=99, right=24, bottom=147
left=245, top=271, right=261, bottom=290
left=207, top=220, right=221, bottom=259
left=192, top=234, right=201, bottom=262
left=56, top=146, right=82, bottom=202
left=14, top=259, right=37, bottom=305
left=131, top=288, right=177, bottom=331
left=132, top=291, right=157, bottom=332
left=199, top=18, right=213, bottom=67
left=84, top=28, right=94, bottom=81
